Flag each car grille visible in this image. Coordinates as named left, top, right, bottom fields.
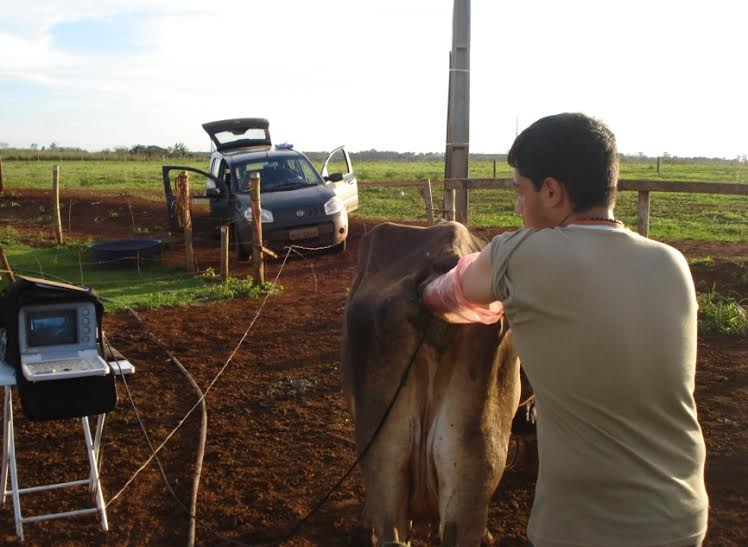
left=291, top=206, right=325, bottom=218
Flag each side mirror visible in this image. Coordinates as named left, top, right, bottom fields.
left=206, top=187, right=221, bottom=198
left=324, top=172, right=344, bottom=183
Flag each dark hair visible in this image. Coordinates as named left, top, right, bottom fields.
left=507, top=113, right=619, bottom=211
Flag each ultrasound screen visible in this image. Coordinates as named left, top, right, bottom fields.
left=27, top=310, right=78, bottom=347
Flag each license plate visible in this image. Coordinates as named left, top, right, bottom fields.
left=289, top=226, right=319, bottom=241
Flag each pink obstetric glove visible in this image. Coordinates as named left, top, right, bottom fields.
left=422, top=252, right=504, bottom=324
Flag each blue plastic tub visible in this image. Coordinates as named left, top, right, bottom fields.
left=88, top=239, right=162, bottom=267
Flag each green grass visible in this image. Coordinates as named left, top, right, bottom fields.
left=697, top=287, right=748, bottom=336
left=1, top=230, right=275, bottom=312
left=2, top=157, right=747, bottom=240
left=3, top=157, right=747, bottom=191
left=688, top=256, right=716, bottom=266
left=352, top=186, right=748, bottom=241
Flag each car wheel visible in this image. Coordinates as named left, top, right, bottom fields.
left=234, top=225, right=251, bottom=261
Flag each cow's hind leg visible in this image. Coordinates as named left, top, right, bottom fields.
left=434, top=424, right=508, bottom=547
left=355, top=412, right=412, bottom=546
left=359, top=448, right=410, bottom=545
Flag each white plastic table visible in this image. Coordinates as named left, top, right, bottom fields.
left=0, top=358, right=134, bottom=542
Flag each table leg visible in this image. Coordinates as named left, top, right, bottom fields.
left=82, top=417, right=108, bottom=532
left=89, top=414, right=106, bottom=493
left=7, top=391, right=23, bottom=541
left=1, top=387, right=10, bottom=505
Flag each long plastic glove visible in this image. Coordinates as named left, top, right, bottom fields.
left=422, top=252, right=504, bottom=324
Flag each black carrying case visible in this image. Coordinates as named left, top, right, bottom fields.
left=0, top=276, right=117, bottom=421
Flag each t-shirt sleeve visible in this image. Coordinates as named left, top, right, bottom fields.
left=489, top=228, right=532, bottom=301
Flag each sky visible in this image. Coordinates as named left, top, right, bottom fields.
left=0, top=0, right=746, bottom=158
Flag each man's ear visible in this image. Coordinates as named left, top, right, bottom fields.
left=542, top=177, right=566, bottom=208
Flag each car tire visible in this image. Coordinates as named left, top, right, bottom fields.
left=235, top=225, right=251, bottom=261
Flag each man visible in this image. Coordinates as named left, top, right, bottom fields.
left=423, top=113, right=708, bottom=546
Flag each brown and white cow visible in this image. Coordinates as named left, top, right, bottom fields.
left=342, top=222, right=521, bottom=546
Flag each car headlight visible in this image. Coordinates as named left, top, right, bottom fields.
left=324, top=196, right=344, bottom=216
left=243, top=207, right=274, bottom=223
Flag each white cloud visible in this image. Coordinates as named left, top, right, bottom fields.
left=0, top=0, right=746, bottom=156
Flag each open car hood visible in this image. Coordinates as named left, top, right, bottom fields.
left=202, top=118, right=271, bottom=151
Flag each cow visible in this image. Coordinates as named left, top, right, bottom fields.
left=342, top=221, right=521, bottom=546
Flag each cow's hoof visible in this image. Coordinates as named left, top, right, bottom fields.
left=348, top=524, right=375, bottom=547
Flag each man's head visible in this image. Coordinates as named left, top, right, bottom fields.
left=507, top=113, right=619, bottom=227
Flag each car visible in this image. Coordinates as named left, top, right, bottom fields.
left=162, top=118, right=358, bottom=259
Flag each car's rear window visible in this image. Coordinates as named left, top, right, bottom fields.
left=213, top=128, right=268, bottom=147
left=233, top=156, right=323, bottom=192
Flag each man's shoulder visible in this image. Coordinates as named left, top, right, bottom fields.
left=619, top=229, right=689, bottom=265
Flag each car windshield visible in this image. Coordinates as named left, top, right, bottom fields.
left=233, top=155, right=323, bottom=192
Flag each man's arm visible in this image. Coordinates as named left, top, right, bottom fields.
left=422, top=245, right=502, bottom=324
left=460, top=244, right=496, bottom=304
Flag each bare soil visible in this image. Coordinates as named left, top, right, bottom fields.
left=0, top=190, right=746, bottom=546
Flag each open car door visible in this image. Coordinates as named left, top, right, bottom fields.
left=321, top=146, right=358, bottom=212
left=161, top=166, right=228, bottom=230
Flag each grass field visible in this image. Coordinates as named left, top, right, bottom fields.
left=0, top=227, right=274, bottom=312
left=2, top=157, right=748, bottom=190
left=1, top=157, right=747, bottom=241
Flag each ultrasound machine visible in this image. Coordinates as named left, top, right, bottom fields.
left=19, top=301, right=111, bottom=382
left=0, top=276, right=133, bottom=540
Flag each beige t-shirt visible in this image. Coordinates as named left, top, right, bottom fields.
left=490, top=224, right=708, bottom=547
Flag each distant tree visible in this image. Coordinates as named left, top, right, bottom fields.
left=129, top=144, right=169, bottom=157
left=30, top=143, right=38, bottom=150
left=169, top=142, right=189, bottom=156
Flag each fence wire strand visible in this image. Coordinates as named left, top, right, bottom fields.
left=105, top=244, right=294, bottom=508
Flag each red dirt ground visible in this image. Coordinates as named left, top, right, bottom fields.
left=0, top=189, right=746, bottom=546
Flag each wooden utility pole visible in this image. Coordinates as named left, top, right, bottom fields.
left=176, top=171, right=195, bottom=272
left=220, top=225, right=229, bottom=281
left=52, top=165, right=63, bottom=244
left=444, top=0, right=471, bottom=224
left=249, top=173, right=265, bottom=284
left=421, top=179, right=435, bottom=225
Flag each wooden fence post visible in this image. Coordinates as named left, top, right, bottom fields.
left=443, top=188, right=455, bottom=221
left=249, top=174, right=265, bottom=284
left=656, top=157, right=660, bottom=175
left=492, top=159, right=496, bottom=179
left=637, top=190, right=650, bottom=238
left=421, top=179, right=434, bottom=225
left=52, top=165, right=63, bottom=245
left=444, top=189, right=457, bottom=221
left=0, top=157, right=4, bottom=193
left=0, top=243, right=15, bottom=283
left=220, top=225, right=229, bottom=281
left=456, top=180, right=469, bottom=225
left=176, top=171, right=195, bottom=272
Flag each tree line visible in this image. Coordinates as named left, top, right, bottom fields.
left=0, top=144, right=745, bottom=165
